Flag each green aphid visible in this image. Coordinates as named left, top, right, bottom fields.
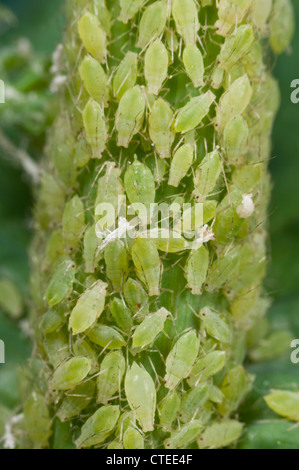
left=35, top=173, right=65, bottom=230
left=124, top=277, right=149, bottom=319
left=145, top=39, right=168, bottom=95
left=108, top=440, right=123, bottom=449
left=83, top=224, right=102, bottom=274
left=164, top=420, right=202, bottom=449
left=175, top=91, right=215, bottom=133
left=123, top=426, right=144, bottom=449
left=87, top=325, right=126, bottom=349
left=165, top=330, right=200, bottom=390
left=193, top=149, right=221, bottom=199
left=131, top=237, right=162, bottom=296
left=125, top=362, right=156, bottom=433
left=168, top=143, right=193, bottom=187
left=136, top=1, right=167, bottom=50
left=79, top=54, right=109, bottom=106
left=113, top=52, right=138, bottom=101
left=132, top=307, right=170, bottom=349
left=270, top=0, right=294, bottom=55
left=242, top=41, right=264, bottom=78
left=95, top=162, right=125, bottom=216
left=69, top=280, right=108, bottom=335
left=75, top=405, right=120, bottom=448
left=232, top=163, right=263, bottom=193
left=24, top=391, right=52, bottom=448
left=251, top=0, right=273, bottom=34
left=110, top=297, right=133, bottom=333
left=223, top=114, right=249, bottom=166
left=57, top=381, right=95, bottom=421
left=159, top=391, right=181, bottom=432
left=150, top=229, right=188, bottom=253
left=149, top=98, right=175, bottom=159
left=44, top=330, right=70, bottom=368
left=78, top=11, right=106, bottom=63
left=49, top=357, right=91, bottom=391
left=265, top=390, right=299, bottom=422
left=212, top=189, right=246, bottom=245
left=104, top=239, right=129, bottom=290
left=217, top=365, right=253, bottom=416
left=97, top=351, right=126, bottom=404
left=119, top=0, right=145, bottom=24
left=187, top=350, right=226, bottom=387
left=73, top=338, right=99, bottom=373
left=46, top=259, right=76, bottom=307
left=185, top=246, right=209, bottom=295
left=40, top=307, right=64, bottom=334
left=209, top=385, right=225, bottom=404
left=83, top=98, right=107, bottom=158
left=116, top=86, right=145, bottom=147
left=217, top=25, right=254, bottom=72
left=172, top=0, right=200, bottom=46
left=62, top=195, right=85, bottom=251
left=205, top=245, right=241, bottom=292
left=124, top=159, right=155, bottom=209
left=199, top=307, right=232, bottom=344
left=211, top=67, right=224, bottom=89
left=74, top=138, right=91, bottom=169
left=183, top=200, right=218, bottom=231
left=179, top=382, right=210, bottom=423
left=44, top=229, right=65, bottom=269
left=183, top=44, right=205, bottom=87
left=216, top=0, right=253, bottom=37
left=215, top=74, right=252, bottom=131
left=197, top=420, right=244, bottom=449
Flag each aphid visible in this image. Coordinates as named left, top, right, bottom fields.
left=154, top=158, right=167, bottom=183
left=73, top=338, right=99, bottom=373
left=144, top=39, right=169, bottom=95
left=179, top=383, right=210, bottom=423
left=217, top=25, right=254, bottom=72
left=116, top=86, right=145, bottom=148
left=150, top=229, right=188, bottom=253
left=110, top=297, right=133, bottom=333
left=193, top=149, right=221, bottom=200
left=183, top=201, right=218, bottom=233
left=270, top=0, right=294, bottom=55
left=183, top=45, right=204, bottom=87
left=185, top=246, right=209, bottom=295
left=212, top=189, right=246, bottom=244
left=124, top=277, right=149, bottom=318
left=187, top=350, right=226, bottom=387
left=69, top=280, right=108, bottom=335
left=168, top=143, right=193, bottom=187
left=95, top=0, right=112, bottom=36
left=215, top=74, right=252, bottom=131
left=79, top=54, right=109, bottom=106
left=264, top=390, right=299, bottom=422
left=35, top=173, right=65, bottom=230
left=74, top=138, right=90, bottom=169
left=62, top=195, right=85, bottom=252
left=211, top=67, right=224, bottom=89
left=209, top=385, right=225, bottom=404
left=57, top=382, right=95, bottom=422
left=87, top=325, right=126, bottom=349
left=165, top=30, right=179, bottom=55
left=97, top=351, right=126, bottom=404
left=172, top=0, right=200, bottom=46
left=241, top=41, right=264, bottom=78
left=75, top=405, right=120, bottom=448
left=104, top=239, right=129, bottom=290
left=148, top=98, right=175, bottom=159
left=44, top=330, right=70, bottom=368
left=125, top=362, right=156, bottom=432
left=49, top=357, right=91, bottom=391
left=78, top=12, right=106, bottom=63
left=205, top=245, right=241, bottom=292
left=164, top=420, right=202, bottom=449
left=40, top=307, right=64, bottom=334
left=46, top=259, right=76, bottom=307
left=216, top=0, right=253, bottom=37
left=197, top=420, right=243, bottom=449
left=95, top=162, right=125, bottom=218
left=223, top=114, right=249, bottom=165
left=165, top=330, right=200, bottom=390
left=136, top=1, right=167, bottom=50
left=159, top=391, right=181, bottom=432
left=0, top=278, right=22, bottom=319
left=113, top=52, right=138, bottom=101
left=83, top=98, right=107, bottom=158
left=23, top=392, right=52, bottom=448
left=175, top=91, right=215, bottom=133
left=199, top=307, right=232, bottom=344
left=83, top=225, right=102, bottom=273
left=123, top=426, right=144, bottom=449
left=131, top=237, right=161, bottom=296
left=249, top=330, right=292, bottom=362
left=119, top=0, right=145, bottom=23
left=251, top=0, right=273, bottom=33
left=217, top=365, right=252, bottom=416
left=124, top=159, right=155, bottom=209
left=108, top=441, right=123, bottom=449
left=132, top=308, right=170, bottom=349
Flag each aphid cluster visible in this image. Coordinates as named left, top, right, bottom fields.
left=22, top=0, right=293, bottom=450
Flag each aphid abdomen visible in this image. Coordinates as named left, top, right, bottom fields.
left=115, top=86, right=146, bottom=148
left=136, top=1, right=167, bottom=50
left=119, top=0, right=145, bottom=24
left=124, top=159, right=155, bottom=208
left=97, top=351, right=126, bottom=404
left=110, top=297, right=133, bottom=333
left=217, top=25, right=254, bottom=72
left=193, top=149, right=221, bottom=199
left=148, top=98, right=175, bottom=158
left=104, top=239, right=129, bottom=290
left=132, top=308, right=170, bottom=349
left=79, top=55, right=109, bottom=106
left=75, top=405, right=120, bottom=448
left=78, top=12, right=106, bottom=63
left=131, top=237, right=162, bottom=296
left=175, top=91, right=215, bottom=133
left=185, top=246, right=209, bottom=295
left=223, top=114, right=249, bottom=165
left=183, top=45, right=205, bottom=88
left=123, top=426, right=144, bottom=449
left=144, top=39, right=168, bottom=95
left=113, top=52, right=138, bottom=101
left=159, top=391, right=181, bottom=432
left=164, top=420, right=202, bottom=449
left=172, top=0, right=200, bottom=46
left=83, top=99, right=107, bottom=158
left=168, top=143, right=193, bottom=187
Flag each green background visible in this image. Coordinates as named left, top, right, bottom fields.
left=0, top=0, right=299, bottom=448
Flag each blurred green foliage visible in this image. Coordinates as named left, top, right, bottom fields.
left=0, top=0, right=298, bottom=449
